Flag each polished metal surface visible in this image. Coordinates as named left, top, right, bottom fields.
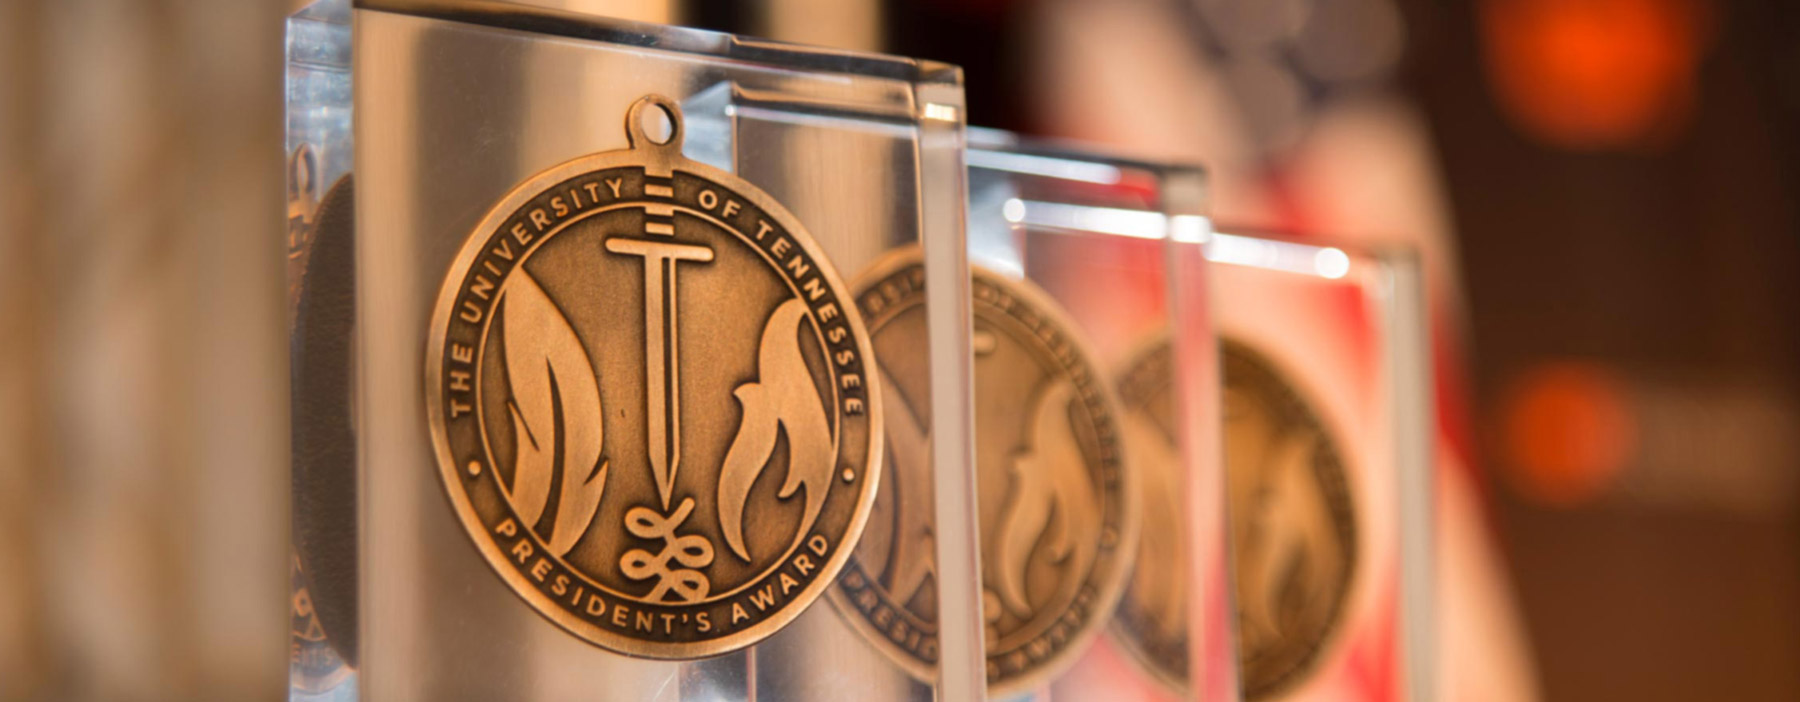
left=1222, top=340, right=1356, bottom=700
left=424, top=96, right=882, bottom=659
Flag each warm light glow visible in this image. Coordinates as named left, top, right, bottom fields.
left=1170, top=215, right=1212, bottom=244
left=1207, top=232, right=1354, bottom=280
left=1500, top=362, right=1637, bottom=506
left=1480, top=0, right=1706, bottom=149
left=1313, top=247, right=1351, bottom=279
left=1002, top=197, right=1026, bottom=223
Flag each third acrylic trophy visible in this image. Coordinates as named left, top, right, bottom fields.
left=285, top=2, right=982, bottom=700
left=1205, top=231, right=1434, bottom=702
left=885, top=130, right=1237, bottom=701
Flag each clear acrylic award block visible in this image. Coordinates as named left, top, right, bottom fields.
left=285, top=2, right=980, bottom=700
left=961, top=130, right=1235, bottom=701
left=1205, top=231, right=1433, bottom=702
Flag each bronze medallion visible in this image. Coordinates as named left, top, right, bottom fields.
left=426, top=96, right=883, bottom=659
left=1109, top=337, right=1189, bottom=691
left=287, top=145, right=359, bottom=685
left=1222, top=340, right=1356, bottom=699
left=829, top=251, right=1136, bottom=695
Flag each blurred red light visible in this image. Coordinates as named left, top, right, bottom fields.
left=1480, top=0, right=1707, bottom=149
left=1499, top=362, right=1637, bottom=506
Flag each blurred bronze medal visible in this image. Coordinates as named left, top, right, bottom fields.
left=1111, top=337, right=1189, bottom=691
left=287, top=143, right=357, bottom=690
left=426, top=96, right=882, bottom=659
left=1223, top=340, right=1356, bottom=698
left=832, top=251, right=1136, bottom=695
left=828, top=254, right=941, bottom=680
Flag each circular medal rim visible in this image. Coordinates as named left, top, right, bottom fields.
left=824, top=246, right=948, bottom=683
left=1104, top=334, right=1193, bottom=695
left=823, top=247, right=1141, bottom=696
left=424, top=135, right=885, bottom=661
left=971, top=263, right=1140, bottom=699
left=1219, top=337, right=1358, bottom=699
left=467, top=201, right=845, bottom=605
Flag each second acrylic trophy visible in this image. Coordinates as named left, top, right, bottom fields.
left=925, top=130, right=1233, bottom=701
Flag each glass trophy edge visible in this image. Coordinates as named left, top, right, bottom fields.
left=286, top=1, right=358, bottom=700
left=1375, top=248, right=1435, bottom=702
left=915, top=76, right=986, bottom=702
left=1208, top=229, right=1435, bottom=701
left=352, top=0, right=959, bottom=87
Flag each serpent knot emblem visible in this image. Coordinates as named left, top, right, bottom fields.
left=620, top=498, right=714, bottom=602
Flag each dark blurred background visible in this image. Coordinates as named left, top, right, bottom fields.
left=3, top=0, right=1797, bottom=700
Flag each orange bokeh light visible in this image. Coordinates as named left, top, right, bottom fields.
left=1480, top=0, right=1708, bottom=149
left=1499, top=362, right=1637, bottom=506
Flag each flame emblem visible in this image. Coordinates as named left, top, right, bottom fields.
left=499, top=270, right=608, bottom=556
left=718, top=298, right=837, bottom=562
left=991, top=381, right=1101, bottom=617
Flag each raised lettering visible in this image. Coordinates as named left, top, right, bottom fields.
left=749, top=583, right=777, bottom=611
left=470, top=275, right=496, bottom=301
left=784, top=255, right=811, bottom=280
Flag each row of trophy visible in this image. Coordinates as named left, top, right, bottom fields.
left=285, top=2, right=1433, bottom=701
